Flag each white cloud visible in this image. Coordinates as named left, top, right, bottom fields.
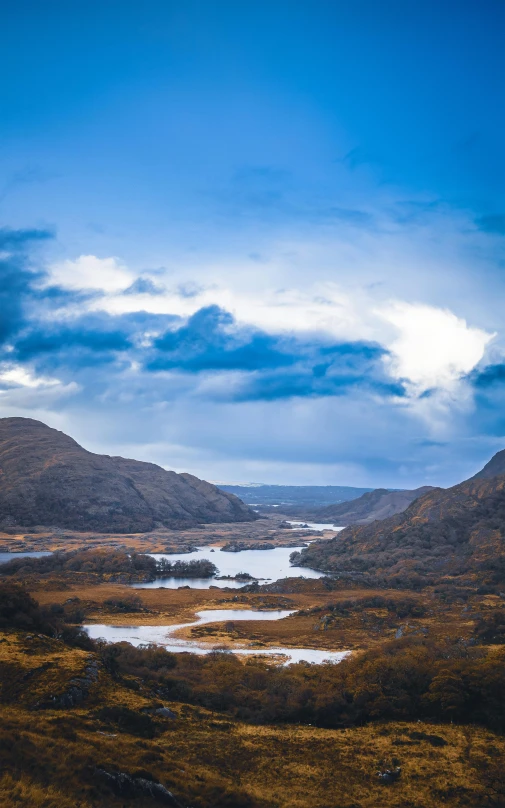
left=379, top=302, right=495, bottom=394
left=48, top=255, right=134, bottom=292
left=0, top=365, right=61, bottom=388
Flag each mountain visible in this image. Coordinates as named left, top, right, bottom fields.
left=471, top=449, right=505, bottom=480
left=217, top=484, right=374, bottom=508
left=296, top=462, right=505, bottom=587
left=309, top=486, right=434, bottom=526
left=0, top=418, right=256, bottom=532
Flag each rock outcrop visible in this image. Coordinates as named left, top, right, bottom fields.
left=0, top=417, right=256, bottom=532
left=95, top=768, right=185, bottom=806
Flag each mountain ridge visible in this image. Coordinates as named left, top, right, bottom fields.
left=0, top=417, right=256, bottom=532
left=308, top=485, right=434, bottom=525
left=296, top=450, right=505, bottom=587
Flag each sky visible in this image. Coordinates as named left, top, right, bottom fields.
left=0, top=0, right=504, bottom=488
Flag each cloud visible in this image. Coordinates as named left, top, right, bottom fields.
left=379, top=302, right=495, bottom=394
left=144, top=304, right=398, bottom=402
left=1, top=212, right=502, bottom=488
left=0, top=364, right=60, bottom=389
left=471, top=363, right=505, bottom=388
left=149, top=305, right=299, bottom=373
left=48, top=255, right=134, bottom=292
left=14, top=317, right=133, bottom=368
left=123, top=277, right=166, bottom=296
left=0, top=226, right=53, bottom=250
left=0, top=226, right=53, bottom=344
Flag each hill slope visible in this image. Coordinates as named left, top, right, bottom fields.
left=0, top=418, right=256, bottom=532
left=311, top=486, right=434, bottom=525
left=296, top=469, right=505, bottom=586
left=471, top=448, right=505, bottom=480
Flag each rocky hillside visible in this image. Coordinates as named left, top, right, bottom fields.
left=0, top=418, right=256, bottom=532
left=296, top=457, right=505, bottom=587
left=310, top=486, right=434, bottom=526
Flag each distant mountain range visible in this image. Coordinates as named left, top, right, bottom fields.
left=217, top=484, right=374, bottom=508
left=296, top=452, right=505, bottom=587
left=0, top=418, right=256, bottom=532
left=219, top=482, right=433, bottom=526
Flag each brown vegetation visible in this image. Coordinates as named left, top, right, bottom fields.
left=0, top=512, right=327, bottom=553
left=297, top=474, right=505, bottom=588
left=0, top=585, right=505, bottom=807
left=0, top=416, right=255, bottom=532
left=0, top=548, right=218, bottom=584
left=307, top=486, right=434, bottom=526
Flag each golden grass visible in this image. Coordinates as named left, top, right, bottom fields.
left=0, top=629, right=504, bottom=807
left=30, top=579, right=489, bottom=653
left=1, top=702, right=503, bottom=807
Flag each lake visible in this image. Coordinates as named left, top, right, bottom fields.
left=287, top=522, right=344, bottom=531
left=84, top=608, right=350, bottom=666
left=0, top=551, right=52, bottom=565
left=135, top=545, right=327, bottom=589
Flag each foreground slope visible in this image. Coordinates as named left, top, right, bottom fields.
left=0, top=418, right=255, bottom=532
left=1, top=586, right=504, bottom=808
left=310, top=486, right=434, bottom=526
left=297, top=459, right=505, bottom=586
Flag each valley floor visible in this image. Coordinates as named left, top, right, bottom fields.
left=1, top=631, right=503, bottom=808
left=31, top=576, right=494, bottom=653
left=0, top=513, right=337, bottom=553
left=2, top=539, right=505, bottom=807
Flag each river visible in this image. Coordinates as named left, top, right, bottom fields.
left=84, top=609, right=349, bottom=666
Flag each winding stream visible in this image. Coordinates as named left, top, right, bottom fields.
left=84, top=609, right=350, bottom=666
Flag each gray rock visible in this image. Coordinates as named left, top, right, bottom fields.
left=155, top=707, right=177, bottom=719
left=95, top=768, right=185, bottom=805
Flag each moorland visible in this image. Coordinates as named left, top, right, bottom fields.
left=1, top=418, right=505, bottom=807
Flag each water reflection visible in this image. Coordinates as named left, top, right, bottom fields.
left=136, top=546, right=326, bottom=589
left=287, top=522, right=344, bottom=531
left=0, top=551, right=52, bottom=565
left=84, top=609, right=349, bottom=666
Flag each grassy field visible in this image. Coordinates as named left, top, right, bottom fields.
left=31, top=576, right=493, bottom=653
left=1, top=630, right=503, bottom=808
left=2, top=545, right=505, bottom=807
left=0, top=514, right=334, bottom=553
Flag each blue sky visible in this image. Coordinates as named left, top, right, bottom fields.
left=0, top=0, right=504, bottom=487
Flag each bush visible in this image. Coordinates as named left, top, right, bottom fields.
left=96, top=706, right=156, bottom=738
left=103, top=595, right=145, bottom=612
left=92, top=634, right=505, bottom=732
left=474, top=610, right=505, bottom=644
left=0, top=549, right=157, bottom=580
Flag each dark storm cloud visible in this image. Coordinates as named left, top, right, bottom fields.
left=145, top=304, right=399, bottom=401
left=148, top=305, right=298, bottom=373
left=0, top=227, right=53, bottom=249
left=13, top=311, right=181, bottom=371
left=15, top=320, right=132, bottom=366
left=0, top=226, right=53, bottom=344
left=471, top=363, right=505, bottom=388
left=1, top=229, right=403, bottom=406
left=230, top=369, right=406, bottom=403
